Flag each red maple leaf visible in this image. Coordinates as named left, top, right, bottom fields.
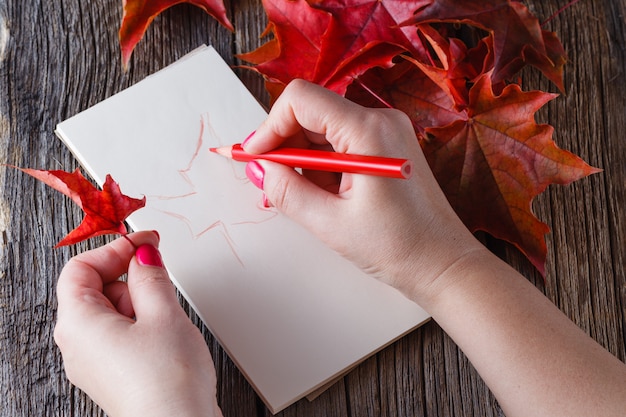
left=235, top=0, right=593, bottom=274
left=419, top=74, right=600, bottom=274
left=402, top=0, right=567, bottom=90
left=237, top=0, right=331, bottom=101
left=115, top=0, right=594, bottom=274
left=345, top=60, right=464, bottom=132
left=403, top=24, right=492, bottom=109
left=15, top=167, right=146, bottom=247
left=239, top=0, right=427, bottom=100
left=119, top=0, right=234, bottom=68
left=306, top=0, right=430, bottom=87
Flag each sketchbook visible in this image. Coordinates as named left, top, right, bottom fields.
left=55, top=45, right=430, bottom=414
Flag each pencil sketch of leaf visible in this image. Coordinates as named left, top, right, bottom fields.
left=145, top=113, right=276, bottom=264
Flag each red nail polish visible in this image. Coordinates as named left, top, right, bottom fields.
left=246, top=161, right=265, bottom=189
left=242, top=130, right=256, bottom=148
left=262, top=193, right=271, bottom=208
left=136, top=244, right=163, bottom=267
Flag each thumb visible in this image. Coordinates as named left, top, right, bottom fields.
left=248, top=160, right=338, bottom=231
left=127, top=244, right=181, bottom=320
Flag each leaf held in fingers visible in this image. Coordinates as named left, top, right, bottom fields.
left=16, top=167, right=146, bottom=247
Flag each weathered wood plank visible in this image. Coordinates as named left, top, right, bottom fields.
left=1, top=1, right=625, bottom=416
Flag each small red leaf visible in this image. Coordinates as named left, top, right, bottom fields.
left=15, top=167, right=146, bottom=247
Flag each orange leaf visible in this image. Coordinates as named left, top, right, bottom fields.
left=237, top=0, right=331, bottom=102
left=119, top=0, right=234, bottom=68
left=15, top=167, right=146, bottom=247
left=420, top=75, right=600, bottom=274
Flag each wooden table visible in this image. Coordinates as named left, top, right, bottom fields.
left=1, top=1, right=624, bottom=415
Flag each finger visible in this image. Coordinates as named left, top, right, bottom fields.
left=243, top=79, right=370, bottom=154
left=301, top=169, right=342, bottom=194
left=255, top=160, right=342, bottom=233
left=126, top=244, right=182, bottom=320
left=103, top=280, right=134, bottom=318
left=56, top=231, right=160, bottom=315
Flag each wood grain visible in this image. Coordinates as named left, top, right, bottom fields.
left=0, top=1, right=624, bottom=416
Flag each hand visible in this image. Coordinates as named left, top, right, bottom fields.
left=245, top=80, right=626, bottom=417
left=243, top=79, right=485, bottom=298
left=54, top=231, right=223, bottom=417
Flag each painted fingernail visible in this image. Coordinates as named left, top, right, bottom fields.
left=242, top=130, right=256, bottom=148
left=136, top=244, right=164, bottom=268
left=246, top=161, right=265, bottom=190
left=262, top=193, right=272, bottom=208
left=151, top=230, right=160, bottom=241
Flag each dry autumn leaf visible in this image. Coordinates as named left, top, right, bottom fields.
left=402, top=0, right=567, bottom=90
left=239, top=0, right=596, bottom=274
left=14, top=167, right=146, bottom=247
left=119, top=0, right=234, bottom=68
left=114, top=0, right=596, bottom=274
left=419, top=75, right=601, bottom=274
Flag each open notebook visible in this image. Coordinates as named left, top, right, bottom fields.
left=55, top=45, right=430, bottom=414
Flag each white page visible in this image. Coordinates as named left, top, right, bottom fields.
left=55, top=45, right=430, bottom=414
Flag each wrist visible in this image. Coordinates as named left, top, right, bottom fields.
left=409, top=245, right=505, bottom=316
left=390, top=232, right=492, bottom=310
left=117, top=397, right=222, bottom=417
left=110, top=374, right=222, bottom=417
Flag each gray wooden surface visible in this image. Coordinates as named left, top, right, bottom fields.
left=1, top=0, right=624, bottom=416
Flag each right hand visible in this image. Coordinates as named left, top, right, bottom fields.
left=243, top=80, right=485, bottom=298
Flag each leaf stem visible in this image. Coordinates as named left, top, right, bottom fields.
left=542, top=0, right=581, bottom=26
left=354, top=78, right=426, bottom=136
left=355, top=78, right=393, bottom=109
left=122, top=233, right=138, bottom=249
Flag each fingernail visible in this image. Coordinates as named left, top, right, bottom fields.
left=136, top=244, right=163, bottom=268
left=151, top=230, right=160, bottom=241
left=242, top=130, right=256, bottom=148
left=262, top=193, right=272, bottom=208
left=246, top=161, right=265, bottom=189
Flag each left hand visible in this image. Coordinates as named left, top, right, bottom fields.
left=54, top=231, right=222, bottom=417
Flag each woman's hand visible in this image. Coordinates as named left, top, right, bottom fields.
left=243, top=79, right=485, bottom=298
left=245, top=79, right=626, bottom=417
left=54, top=231, right=222, bottom=417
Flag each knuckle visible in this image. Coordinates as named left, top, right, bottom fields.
left=53, top=322, right=67, bottom=349
left=372, top=107, right=412, bottom=130
left=134, top=272, right=173, bottom=293
left=362, top=108, right=416, bottom=153
left=285, top=78, right=309, bottom=92
left=53, top=324, right=78, bottom=382
left=282, top=79, right=309, bottom=100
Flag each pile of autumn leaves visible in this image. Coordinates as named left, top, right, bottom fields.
left=25, top=0, right=599, bottom=276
